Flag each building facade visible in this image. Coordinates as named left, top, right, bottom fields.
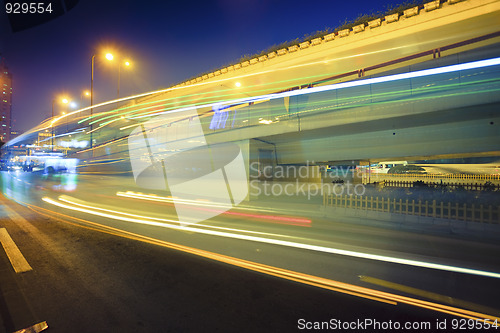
left=0, top=56, right=13, bottom=143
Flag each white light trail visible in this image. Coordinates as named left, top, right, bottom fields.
left=43, top=195, right=500, bottom=279
left=117, top=191, right=313, bottom=216
left=47, top=196, right=293, bottom=238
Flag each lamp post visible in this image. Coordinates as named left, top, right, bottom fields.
left=80, top=90, right=90, bottom=135
left=61, top=111, right=68, bottom=138
left=51, top=99, right=55, bottom=152
left=90, top=55, right=95, bottom=151
left=61, top=101, right=76, bottom=133
left=51, top=97, right=69, bottom=152
left=81, top=90, right=90, bottom=105
left=117, top=60, right=131, bottom=99
left=90, top=52, right=115, bottom=152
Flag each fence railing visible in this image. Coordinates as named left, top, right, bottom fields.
left=323, top=194, right=500, bottom=224
left=362, top=173, right=500, bottom=182
left=381, top=180, right=500, bottom=191
left=362, top=173, right=500, bottom=190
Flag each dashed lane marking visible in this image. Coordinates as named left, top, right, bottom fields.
left=0, top=228, right=32, bottom=273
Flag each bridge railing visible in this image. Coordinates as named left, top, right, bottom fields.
left=380, top=180, right=500, bottom=192
left=362, top=173, right=500, bottom=185
left=323, top=193, right=500, bottom=224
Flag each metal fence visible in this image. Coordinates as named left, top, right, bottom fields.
left=362, top=173, right=500, bottom=191
left=380, top=180, right=500, bottom=191
left=323, top=194, right=500, bottom=224
left=363, top=173, right=500, bottom=183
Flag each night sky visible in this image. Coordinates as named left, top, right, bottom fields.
left=1, top=0, right=406, bottom=132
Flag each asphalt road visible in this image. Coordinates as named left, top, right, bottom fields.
left=0, top=193, right=470, bottom=333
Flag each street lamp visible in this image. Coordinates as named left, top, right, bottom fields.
left=90, top=54, right=95, bottom=150
left=89, top=53, right=103, bottom=150
left=51, top=97, right=69, bottom=151
left=117, top=60, right=131, bottom=99
left=61, top=103, right=75, bottom=130
left=90, top=52, right=118, bottom=150
left=89, top=51, right=132, bottom=151
left=81, top=90, right=91, bottom=105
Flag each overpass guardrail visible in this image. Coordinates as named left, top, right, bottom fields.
left=323, top=193, right=500, bottom=224
left=379, top=180, right=500, bottom=191
left=362, top=173, right=500, bottom=185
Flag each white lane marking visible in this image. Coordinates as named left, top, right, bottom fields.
left=0, top=228, right=32, bottom=273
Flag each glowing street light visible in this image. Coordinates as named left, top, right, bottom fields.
left=106, top=53, right=133, bottom=99
left=62, top=100, right=78, bottom=136
left=90, top=55, right=96, bottom=149
left=117, top=59, right=131, bottom=99
left=81, top=90, right=91, bottom=106
left=89, top=50, right=133, bottom=151
left=51, top=97, right=69, bottom=151
left=90, top=51, right=115, bottom=150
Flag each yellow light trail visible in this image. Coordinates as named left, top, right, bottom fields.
left=359, top=275, right=499, bottom=316
left=117, top=191, right=233, bottom=209
left=43, top=195, right=500, bottom=280
left=74, top=52, right=352, bottom=126
left=20, top=57, right=498, bottom=150
left=52, top=195, right=294, bottom=239
left=61, top=44, right=415, bottom=127
left=115, top=191, right=311, bottom=226
left=116, top=190, right=313, bottom=216
left=8, top=45, right=498, bottom=147
left=27, top=202, right=500, bottom=322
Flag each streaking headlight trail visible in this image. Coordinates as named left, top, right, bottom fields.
left=43, top=195, right=500, bottom=280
